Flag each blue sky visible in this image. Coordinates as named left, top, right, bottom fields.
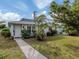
left=0, top=0, right=72, bottom=21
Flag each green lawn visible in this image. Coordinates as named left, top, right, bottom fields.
left=24, top=36, right=79, bottom=59
left=0, top=36, right=26, bottom=59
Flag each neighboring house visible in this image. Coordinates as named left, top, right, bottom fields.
left=0, top=21, right=5, bottom=25
left=8, top=18, right=35, bottom=38
left=0, top=21, right=9, bottom=27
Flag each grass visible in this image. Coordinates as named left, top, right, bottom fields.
left=0, top=35, right=26, bottom=59
left=24, top=36, right=79, bottom=59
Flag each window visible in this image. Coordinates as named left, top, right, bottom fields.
left=27, top=26, right=31, bottom=30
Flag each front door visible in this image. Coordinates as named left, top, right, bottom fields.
left=14, top=25, right=22, bottom=38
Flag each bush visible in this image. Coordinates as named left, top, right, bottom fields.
left=21, top=29, right=30, bottom=39
left=1, top=28, right=11, bottom=38
left=51, top=30, right=57, bottom=35
left=36, top=34, right=46, bottom=41
left=47, top=27, right=57, bottom=36
left=47, top=30, right=57, bottom=36
left=36, top=30, right=46, bottom=41
left=0, top=24, right=6, bottom=29
left=69, top=32, right=79, bottom=36
left=32, top=30, right=36, bottom=37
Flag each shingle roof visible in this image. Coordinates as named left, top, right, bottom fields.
left=20, top=18, right=34, bottom=22
left=8, top=18, right=35, bottom=25
left=8, top=21, right=35, bottom=25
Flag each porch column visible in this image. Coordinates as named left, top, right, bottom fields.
left=10, top=25, right=14, bottom=37
left=31, top=25, right=33, bottom=36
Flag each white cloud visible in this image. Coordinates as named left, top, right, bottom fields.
left=46, top=15, right=52, bottom=19
left=34, top=0, right=53, bottom=9
left=0, top=12, right=22, bottom=21
left=36, top=10, right=52, bottom=20
left=42, top=11, right=47, bottom=14
left=10, top=1, right=28, bottom=11
left=36, top=10, right=47, bottom=16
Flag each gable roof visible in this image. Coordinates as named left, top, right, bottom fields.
left=8, top=18, right=35, bottom=25
left=8, top=21, right=35, bottom=25
left=20, top=18, right=34, bottom=22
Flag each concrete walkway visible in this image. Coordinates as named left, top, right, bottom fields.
left=14, top=38, right=48, bottom=59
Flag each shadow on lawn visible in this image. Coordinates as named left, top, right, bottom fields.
left=45, top=36, right=65, bottom=42
left=0, top=36, right=18, bottom=49
left=27, top=36, right=66, bottom=43
left=64, top=44, right=79, bottom=51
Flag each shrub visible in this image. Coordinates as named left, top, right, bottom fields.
left=1, top=28, right=11, bottom=38
left=32, top=30, right=36, bottom=37
left=36, top=34, right=45, bottom=41
left=69, top=31, right=79, bottom=36
left=21, top=29, right=30, bottom=39
left=0, top=24, right=6, bottom=29
left=47, top=27, right=57, bottom=36
left=47, top=30, right=57, bottom=36
left=51, top=30, right=57, bottom=35
left=36, top=30, right=46, bottom=41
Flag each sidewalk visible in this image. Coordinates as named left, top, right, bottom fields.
left=14, top=38, right=48, bottom=59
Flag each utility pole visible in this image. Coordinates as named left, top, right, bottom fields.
left=33, top=11, right=36, bottom=22
left=33, top=11, right=38, bottom=38
left=31, top=11, right=36, bottom=36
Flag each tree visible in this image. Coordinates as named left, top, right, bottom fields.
left=72, top=0, right=79, bottom=13
left=35, top=14, right=47, bottom=41
left=50, top=0, right=79, bottom=35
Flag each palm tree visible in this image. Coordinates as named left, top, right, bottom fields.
left=35, top=14, right=47, bottom=41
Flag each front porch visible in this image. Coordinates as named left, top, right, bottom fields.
left=8, top=21, right=35, bottom=38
